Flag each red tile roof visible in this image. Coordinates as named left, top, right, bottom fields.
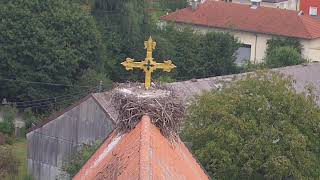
left=160, top=1, right=320, bottom=39
left=73, top=116, right=209, bottom=180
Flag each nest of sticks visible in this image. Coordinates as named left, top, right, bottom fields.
left=111, top=86, right=185, bottom=140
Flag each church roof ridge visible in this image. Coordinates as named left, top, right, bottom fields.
left=73, top=115, right=209, bottom=180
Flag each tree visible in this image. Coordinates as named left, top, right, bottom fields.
left=266, top=47, right=303, bottom=68
left=0, top=0, right=105, bottom=103
left=92, top=0, right=152, bottom=82
left=182, top=72, right=320, bottom=179
left=154, top=26, right=240, bottom=80
left=158, top=0, right=188, bottom=11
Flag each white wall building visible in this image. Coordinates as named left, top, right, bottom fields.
left=161, top=1, right=320, bottom=64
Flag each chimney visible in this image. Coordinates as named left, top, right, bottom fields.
left=190, top=0, right=200, bottom=10
left=250, top=0, right=261, bottom=9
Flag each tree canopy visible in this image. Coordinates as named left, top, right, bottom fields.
left=154, top=26, right=240, bottom=81
left=183, top=72, right=320, bottom=179
left=0, top=0, right=105, bottom=102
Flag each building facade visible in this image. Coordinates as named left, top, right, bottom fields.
left=230, top=0, right=300, bottom=10
left=161, top=1, right=320, bottom=63
left=300, top=0, right=320, bottom=16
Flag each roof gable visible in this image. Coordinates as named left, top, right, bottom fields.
left=74, top=116, right=209, bottom=180
left=27, top=92, right=116, bottom=133
left=160, top=1, right=320, bottom=39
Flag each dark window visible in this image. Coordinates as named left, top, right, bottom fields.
left=235, top=44, right=251, bottom=65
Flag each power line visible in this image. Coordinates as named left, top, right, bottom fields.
left=16, top=90, right=95, bottom=108
left=14, top=88, right=98, bottom=107
left=0, top=78, right=92, bottom=88
left=13, top=86, right=98, bottom=105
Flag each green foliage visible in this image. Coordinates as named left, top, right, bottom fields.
left=183, top=72, right=320, bottom=179
left=0, top=147, right=20, bottom=179
left=158, top=0, right=187, bottom=11
left=23, top=108, right=38, bottom=130
left=92, top=0, right=152, bottom=82
left=0, top=106, right=17, bottom=135
left=265, top=37, right=303, bottom=68
left=0, top=0, right=105, bottom=102
left=238, top=60, right=267, bottom=72
left=23, top=175, right=34, bottom=180
left=75, top=69, right=113, bottom=92
left=154, top=26, right=240, bottom=80
left=266, top=37, right=302, bottom=55
left=265, top=47, right=304, bottom=68
left=62, top=141, right=101, bottom=177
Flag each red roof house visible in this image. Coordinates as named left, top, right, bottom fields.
left=300, top=0, right=320, bottom=16
left=160, top=1, right=320, bottom=63
left=73, top=115, right=209, bottom=180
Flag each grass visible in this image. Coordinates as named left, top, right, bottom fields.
left=3, top=138, right=28, bottom=180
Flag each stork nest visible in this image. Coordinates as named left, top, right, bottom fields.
left=111, top=87, right=185, bottom=140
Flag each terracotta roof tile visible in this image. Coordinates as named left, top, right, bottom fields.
left=160, top=1, right=320, bottom=39
left=73, top=116, right=209, bottom=180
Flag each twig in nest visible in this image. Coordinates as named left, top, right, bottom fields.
left=111, top=89, right=185, bottom=141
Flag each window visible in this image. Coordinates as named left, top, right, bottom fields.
left=280, top=2, right=285, bottom=9
left=252, top=1, right=260, bottom=6
left=309, top=6, right=318, bottom=16
left=235, top=44, right=251, bottom=65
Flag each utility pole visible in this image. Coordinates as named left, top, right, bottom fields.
left=98, top=80, right=103, bottom=93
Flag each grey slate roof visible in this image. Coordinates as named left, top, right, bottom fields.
left=166, top=63, right=320, bottom=105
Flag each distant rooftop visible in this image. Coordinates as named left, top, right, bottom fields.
left=167, top=63, right=320, bottom=105
left=262, top=0, right=288, bottom=3
left=161, top=1, right=320, bottom=39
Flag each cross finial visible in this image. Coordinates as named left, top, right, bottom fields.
left=144, top=36, right=156, bottom=59
left=121, top=36, right=176, bottom=90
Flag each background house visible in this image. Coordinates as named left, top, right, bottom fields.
left=161, top=1, right=320, bottom=63
left=27, top=93, right=117, bottom=180
left=225, top=0, right=300, bottom=11
left=300, top=0, right=320, bottom=16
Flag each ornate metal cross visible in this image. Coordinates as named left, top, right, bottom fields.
left=121, top=36, right=176, bottom=89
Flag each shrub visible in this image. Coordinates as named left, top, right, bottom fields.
left=183, top=72, right=320, bottom=179
left=0, top=147, right=20, bottom=179
left=0, top=106, right=17, bottom=135
left=23, top=108, right=38, bottom=130
left=0, top=133, right=5, bottom=145
left=266, top=37, right=302, bottom=55
left=62, top=141, right=101, bottom=177
left=265, top=46, right=304, bottom=68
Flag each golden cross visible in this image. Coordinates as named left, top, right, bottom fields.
left=121, top=36, right=176, bottom=89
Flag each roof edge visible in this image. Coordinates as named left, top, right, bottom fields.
left=91, top=93, right=116, bottom=125
left=161, top=19, right=316, bottom=40
left=27, top=94, right=94, bottom=133
left=139, top=115, right=152, bottom=179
